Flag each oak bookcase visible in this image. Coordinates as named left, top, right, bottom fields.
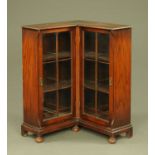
left=21, top=21, right=132, bottom=144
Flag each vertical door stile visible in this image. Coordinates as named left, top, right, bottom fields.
left=109, top=32, right=114, bottom=122
left=95, top=32, right=98, bottom=115
left=75, top=27, right=81, bottom=118
left=70, top=31, right=73, bottom=114
left=39, top=32, right=44, bottom=123
left=56, top=32, right=59, bottom=116
left=81, top=29, right=110, bottom=123
left=82, top=30, right=85, bottom=114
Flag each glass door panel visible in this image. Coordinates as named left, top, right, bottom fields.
left=42, top=31, right=72, bottom=121
left=43, top=91, right=57, bottom=119
left=84, top=60, right=95, bottom=90
left=43, top=62, right=56, bottom=92
left=59, top=88, right=71, bottom=114
left=97, top=63, right=109, bottom=94
left=59, top=60, right=71, bottom=89
left=58, top=32, right=71, bottom=60
left=97, top=92, right=109, bottom=119
left=84, top=88, right=95, bottom=115
left=84, top=31, right=95, bottom=60
left=83, top=30, right=110, bottom=120
left=98, top=33, right=109, bottom=63
left=97, top=33, right=109, bottom=119
left=43, top=33, right=56, bottom=62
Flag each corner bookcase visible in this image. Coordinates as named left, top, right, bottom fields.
left=21, top=21, right=132, bottom=144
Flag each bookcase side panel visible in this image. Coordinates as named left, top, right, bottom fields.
left=111, top=29, right=131, bottom=128
left=22, top=29, right=41, bottom=127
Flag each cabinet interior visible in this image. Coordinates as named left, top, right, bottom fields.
left=83, top=31, right=110, bottom=120
left=42, top=31, right=72, bottom=120
left=42, top=29, right=110, bottom=121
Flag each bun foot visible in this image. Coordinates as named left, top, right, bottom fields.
left=108, top=136, right=116, bottom=144
left=35, top=135, right=44, bottom=143
left=72, top=125, right=80, bottom=132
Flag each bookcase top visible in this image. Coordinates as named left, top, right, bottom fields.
left=23, top=20, right=131, bottom=31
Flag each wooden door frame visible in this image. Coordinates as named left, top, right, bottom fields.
left=79, top=27, right=114, bottom=126
left=38, top=27, right=76, bottom=126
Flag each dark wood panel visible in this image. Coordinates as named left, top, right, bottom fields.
left=79, top=119, right=132, bottom=136
left=111, top=28, right=131, bottom=127
left=75, top=26, right=81, bottom=118
left=38, top=28, right=76, bottom=125
left=22, top=29, right=40, bottom=127
left=43, top=114, right=73, bottom=126
left=22, top=120, right=75, bottom=135
left=81, top=114, right=109, bottom=126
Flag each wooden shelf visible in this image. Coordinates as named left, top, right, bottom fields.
left=84, top=106, right=109, bottom=118
left=43, top=107, right=71, bottom=119
left=98, top=53, right=109, bottom=63
left=43, top=52, right=56, bottom=62
left=58, top=57, right=71, bottom=62
left=85, top=51, right=95, bottom=59
left=84, top=51, right=109, bottom=63
left=43, top=51, right=71, bottom=62
left=84, top=80, right=95, bottom=90
left=44, top=105, right=70, bottom=113
left=84, top=80, right=109, bottom=94
left=98, top=79, right=109, bottom=94
left=59, top=51, right=71, bottom=59
left=43, top=80, right=71, bottom=93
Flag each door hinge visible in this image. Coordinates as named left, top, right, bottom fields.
left=40, top=78, right=43, bottom=86
left=109, top=77, right=112, bottom=86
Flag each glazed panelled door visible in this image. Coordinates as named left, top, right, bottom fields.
left=82, top=29, right=112, bottom=122
left=41, top=30, right=74, bottom=121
